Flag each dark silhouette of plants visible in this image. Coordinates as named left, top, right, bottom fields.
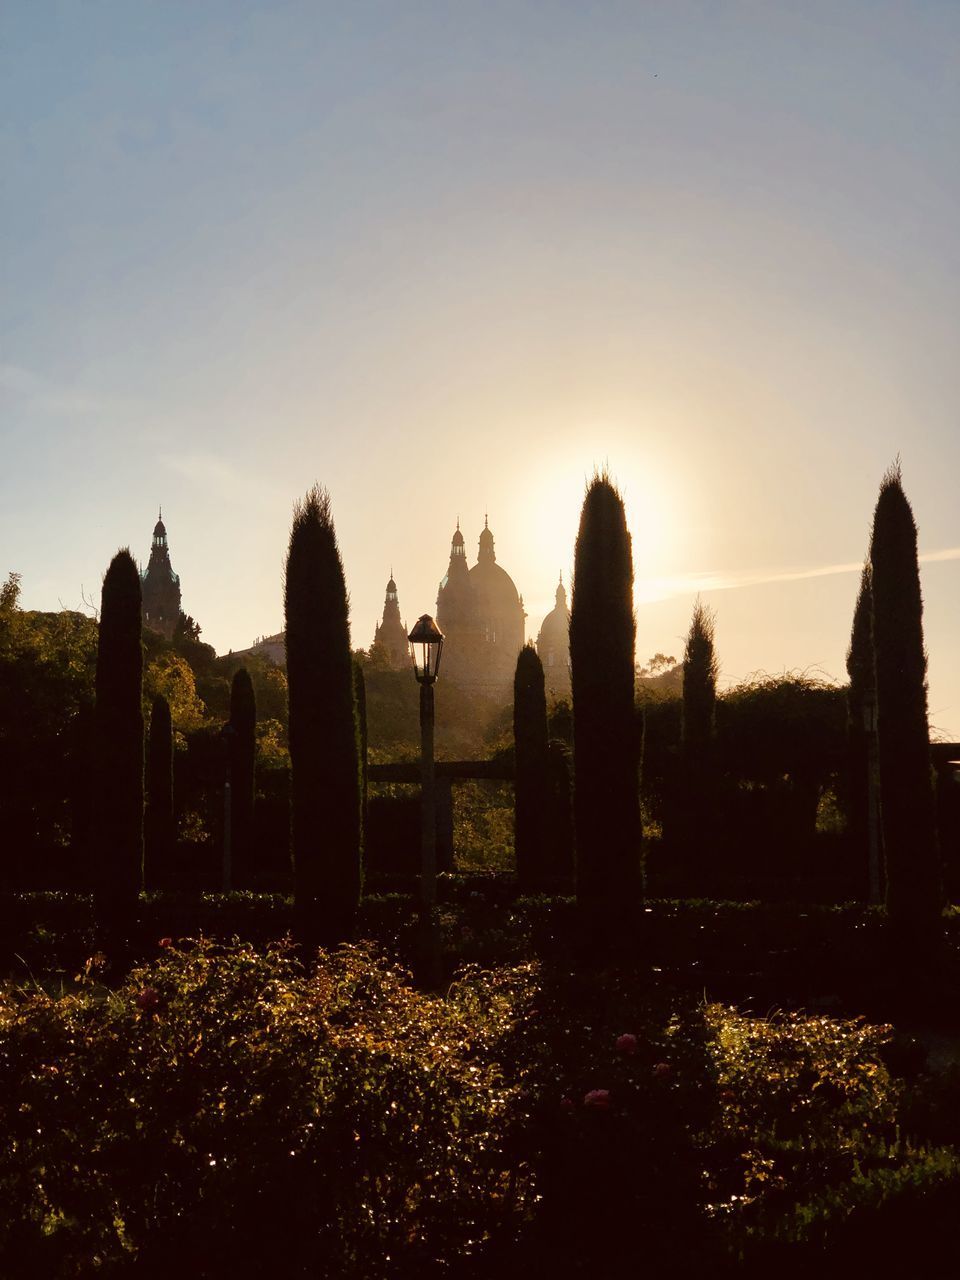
left=284, top=486, right=362, bottom=948
left=228, top=668, right=256, bottom=888
left=845, top=564, right=880, bottom=898
left=678, top=600, right=718, bottom=885
left=145, top=694, right=174, bottom=888
left=353, top=657, right=368, bottom=843
left=514, top=644, right=551, bottom=892
left=92, top=550, right=144, bottom=922
left=869, top=463, right=941, bottom=945
left=570, top=472, right=641, bottom=942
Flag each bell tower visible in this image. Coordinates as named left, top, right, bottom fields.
left=141, top=508, right=183, bottom=639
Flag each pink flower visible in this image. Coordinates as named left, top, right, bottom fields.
left=135, top=987, right=162, bottom=1013
left=615, top=1033, right=638, bottom=1055
left=158, top=937, right=173, bottom=949
left=560, top=1096, right=575, bottom=1112
left=652, top=1062, right=672, bottom=1080
left=583, top=1089, right=611, bottom=1109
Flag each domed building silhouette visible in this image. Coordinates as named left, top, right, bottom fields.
left=141, top=510, right=182, bottom=639
left=535, top=574, right=571, bottom=697
left=436, top=517, right=526, bottom=696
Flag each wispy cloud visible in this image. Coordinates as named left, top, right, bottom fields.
left=638, top=548, right=960, bottom=605
left=0, top=363, right=123, bottom=417
left=160, top=452, right=287, bottom=509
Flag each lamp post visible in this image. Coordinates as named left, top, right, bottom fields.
left=408, top=614, right=444, bottom=914
left=219, top=721, right=238, bottom=893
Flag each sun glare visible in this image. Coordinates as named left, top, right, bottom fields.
left=522, top=447, right=684, bottom=617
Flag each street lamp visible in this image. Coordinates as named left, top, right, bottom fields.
left=408, top=615, right=444, bottom=980
left=409, top=613, right=444, bottom=685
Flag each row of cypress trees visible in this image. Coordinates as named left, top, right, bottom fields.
left=90, top=464, right=942, bottom=958
left=91, top=485, right=364, bottom=949
left=93, top=550, right=262, bottom=912
left=560, top=463, right=943, bottom=954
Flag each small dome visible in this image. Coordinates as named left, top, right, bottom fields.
left=387, top=576, right=397, bottom=593
left=154, top=518, right=167, bottom=538
left=451, top=527, right=464, bottom=547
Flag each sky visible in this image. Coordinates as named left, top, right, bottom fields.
left=2, top=1, right=958, bottom=732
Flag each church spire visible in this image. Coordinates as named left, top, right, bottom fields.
left=478, top=514, right=495, bottom=564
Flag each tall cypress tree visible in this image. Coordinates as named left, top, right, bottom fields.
left=145, top=694, right=174, bottom=889
left=284, top=487, right=361, bottom=948
left=353, top=658, right=368, bottom=884
left=514, top=644, right=551, bottom=892
left=845, top=564, right=880, bottom=900
left=682, top=600, right=717, bottom=752
left=570, top=473, right=641, bottom=942
left=229, top=668, right=257, bottom=888
left=93, top=549, right=144, bottom=922
left=869, top=464, right=941, bottom=942
left=353, top=658, right=368, bottom=833
left=679, top=600, right=718, bottom=886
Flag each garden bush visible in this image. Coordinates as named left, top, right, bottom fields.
left=0, top=939, right=535, bottom=1278
left=2, top=938, right=960, bottom=1276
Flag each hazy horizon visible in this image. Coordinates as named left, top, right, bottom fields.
left=3, top=1, right=958, bottom=731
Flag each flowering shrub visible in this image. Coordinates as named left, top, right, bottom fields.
left=2, top=939, right=959, bottom=1276
left=0, top=940, right=535, bottom=1277
left=703, top=1005, right=960, bottom=1266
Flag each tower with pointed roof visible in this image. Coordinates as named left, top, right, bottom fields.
left=436, top=520, right=483, bottom=684
left=536, top=574, right=571, bottom=696
left=141, top=509, right=183, bottom=639
left=372, top=571, right=410, bottom=668
left=468, top=514, right=526, bottom=688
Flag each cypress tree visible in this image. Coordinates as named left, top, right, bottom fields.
left=869, top=464, right=941, bottom=943
left=229, top=668, right=257, bottom=888
left=513, top=644, right=551, bottom=892
left=570, top=473, right=641, bottom=941
left=144, top=695, right=174, bottom=889
left=284, top=486, right=361, bottom=948
left=682, top=600, right=717, bottom=752
left=353, top=657, right=368, bottom=843
left=845, top=565, right=881, bottom=900
left=679, top=600, right=718, bottom=886
left=92, top=549, right=144, bottom=923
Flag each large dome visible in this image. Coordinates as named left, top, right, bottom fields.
left=535, top=576, right=570, bottom=692
left=468, top=558, right=521, bottom=612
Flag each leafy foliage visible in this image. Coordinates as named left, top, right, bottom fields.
left=228, top=668, right=257, bottom=888
left=0, top=940, right=534, bottom=1277
left=145, top=696, right=175, bottom=888
left=0, top=577, right=97, bottom=885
